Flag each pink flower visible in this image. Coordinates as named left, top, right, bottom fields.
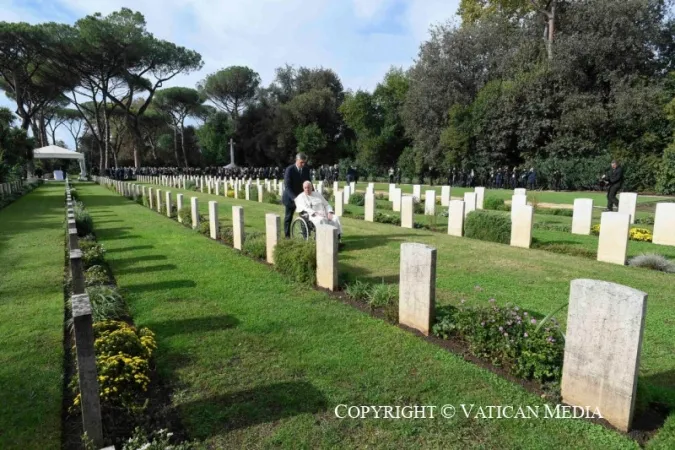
left=530, top=318, right=537, bottom=325
left=523, top=332, right=528, bottom=337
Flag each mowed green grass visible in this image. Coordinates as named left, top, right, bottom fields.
left=0, top=184, right=66, bottom=450
left=78, top=182, right=651, bottom=449
left=133, top=180, right=675, bottom=413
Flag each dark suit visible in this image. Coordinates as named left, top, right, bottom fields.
left=607, top=166, right=624, bottom=210
left=282, top=163, right=311, bottom=237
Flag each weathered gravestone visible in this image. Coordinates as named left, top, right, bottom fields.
left=398, top=243, right=436, bottom=335
left=562, top=279, right=647, bottom=432
left=618, top=192, right=638, bottom=224
left=597, top=212, right=630, bottom=265
left=653, top=203, right=675, bottom=246
left=316, top=224, right=338, bottom=291
left=447, top=200, right=465, bottom=237
left=571, top=198, right=594, bottom=235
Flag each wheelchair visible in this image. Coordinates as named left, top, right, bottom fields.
left=291, top=211, right=316, bottom=240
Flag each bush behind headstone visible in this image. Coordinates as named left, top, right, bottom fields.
left=273, top=239, right=317, bottom=285
left=464, top=211, right=511, bottom=245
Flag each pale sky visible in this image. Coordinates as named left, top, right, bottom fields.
left=0, top=0, right=461, bottom=147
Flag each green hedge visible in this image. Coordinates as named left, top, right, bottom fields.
left=273, top=239, right=317, bottom=285
left=464, top=211, right=511, bottom=244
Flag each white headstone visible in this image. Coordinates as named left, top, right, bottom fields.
left=474, top=187, right=485, bottom=210
left=398, top=243, right=436, bottom=336
left=412, top=185, right=421, bottom=202
left=510, top=205, right=533, bottom=249
left=401, top=195, right=414, bottom=229
left=233, top=206, right=244, bottom=250
left=571, top=199, right=594, bottom=235
left=562, top=279, right=647, bottom=432
left=257, top=185, right=263, bottom=203
left=514, top=188, right=527, bottom=196
left=190, top=197, right=199, bottom=229
left=265, top=214, right=280, bottom=264
left=176, top=194, right=184, bottom=223
left=245, top=185, right=251, bottom=201
left=165, top=191, right=173, bottom=217
left=365, top=192, right=375, bottom=222
left=597, top=212, right=630, bottom=265
left=424, top=190, right=436, bottom=216
left=316, top=224, right=338, bottom=291
left=511, top=194, right=527, bottom=220
left=653, top=203, right=675, bottom=246
left=343, top=185, right=351, bottom=204
left=441, top=186, right=451, bottom=207
left=463, top=192, right=477, bottom=218
left=389, top=183, right=396, bottom=200
left=392, top=188, right=402, bottom=212
left=618, top=192, right=638, bottom=224
left=350, top=181, right=356, bottom=193
left=335, top=190, right=343, bottom=217
left=208, top=201, right=219, bottom=239
left=447, top=200, right=465, bottom=237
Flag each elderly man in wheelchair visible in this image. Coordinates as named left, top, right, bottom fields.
left=292, top=181, right=342, bottom=241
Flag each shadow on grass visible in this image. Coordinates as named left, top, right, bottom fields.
left=124, top=279, right=197, bottom=293
left=115, top=263, right=177, bottom=275
left=113, top=254, right=168, bottom=268
left=180, top=381, right=328, bottom=436
left=144, top=314, right=240, bottom=338
left=105, top=244, right=155, bottom=254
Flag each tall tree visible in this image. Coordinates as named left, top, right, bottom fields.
left=153, top=87, right=206, bottom=167
left=198, top=66, right=261, bottom=129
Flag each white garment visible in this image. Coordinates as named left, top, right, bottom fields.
left=294, top=191, right=342, bottom=235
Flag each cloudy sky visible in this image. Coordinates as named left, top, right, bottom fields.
left=1, top=0, right=461, bottom=146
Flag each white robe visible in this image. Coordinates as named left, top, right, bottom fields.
left=294, top=191, right=342, bottom=235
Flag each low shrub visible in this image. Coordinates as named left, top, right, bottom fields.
left=432, top=300, right=564, bottom=384
left=86, top=285, right=129, bottom=322
left=242, top=232, right=266, bottom=260
left=122, top=427, right=195, bottom=450
left=345, top=279, right=371, bottom=302
left=635, top=215, right=655, bottom=225
left=160, top=204, right=177, bottom=218
left=177, top=208, right=192, bottom=226
left=85, top=265, right=110, bottom=286
left=81, top=241, right=106, bottom=269
left=350, top=192, right=366, bottom=206
left=73, top=203, right=94, bottom=236
left=375, top=193, right=386, bottom=200
left=273, top=239, right=317, bottom=285
left=368, top=283, right=398, bottom=310
left=263, top=191, right=280, bottom=204
left=71, top=320, right=156, bottom=415
left=483, top=196, right=510, bottom=211
left=374, top=212, right=401, bottom=226
left=464, top=211, right=511, bottom=244
left=533, top=222, right=571, bottom=233
left=69, top=188, right=79, bottom=201
left=197, top=217, right=210, bottom=236
left=628, top=254, right=675, bottom=273
left=531, top=241, right=595, bottom=259
left=527, top=193, right=540, bottom=209
left=536, top=208, right=573, bottom=217
left=185, top=180, right=197, bottom=191
left=220, top=226, right=234, bottom=246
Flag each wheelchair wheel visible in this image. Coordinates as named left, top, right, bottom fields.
left=291, top=217, right=310, bottom=240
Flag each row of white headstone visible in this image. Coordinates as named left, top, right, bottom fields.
left=0, top=180, right=23, bottom=196
left=100, top=176, right=648, bottom=433
left=97, top=176, right=339, bottom=292
left=133, top=176, right=675, bottom=263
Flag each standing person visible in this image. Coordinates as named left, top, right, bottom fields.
left=527, top=168, right=536, bottom=190
left=282, top=153, right=312, bottom=238
left=604, top=160, right=624, bottom=211
left=388, top=167, right=395, bottom=183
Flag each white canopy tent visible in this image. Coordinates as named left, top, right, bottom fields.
left=33, top=145, right=87, bottom=178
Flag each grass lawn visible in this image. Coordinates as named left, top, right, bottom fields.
left=132, top=180, right=675, bottom=414
left=0, top=183, right=66, bottom=450
left=77, top=181, right=658, bottom=448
